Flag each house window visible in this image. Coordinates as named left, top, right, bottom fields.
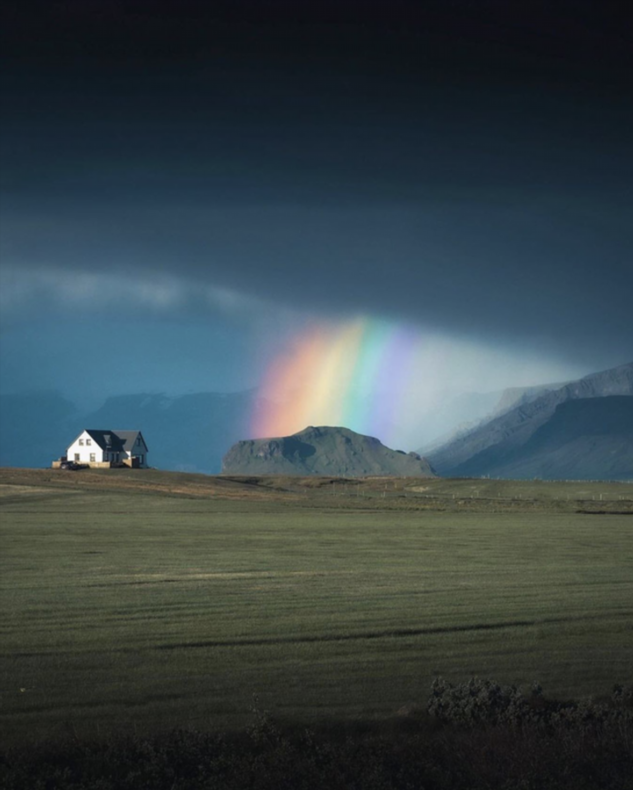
left=90, top=453, right=96, bottom=462
left=74, top=453, right=80, bottom=462
left=104, top=452, right=109, bottom=461
left=79, top=439, right=84, bottom=445
left=86, top=438, right=92, bottom=446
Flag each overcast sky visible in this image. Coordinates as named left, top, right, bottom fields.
left=1, top=1, right=631, bottom=408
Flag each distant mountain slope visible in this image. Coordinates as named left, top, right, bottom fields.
left=417, top=381, right=570, bottom=455
left=85, top=392, right=255, bottom=474
left=429, top=362, right=633, bottom=479
left=451, top=396, right=633, bottom=481
left=223, top=426, right=436, bottom=477
left=0, top=392, right=79, bottom=468
left=414, top=390, right=503, bottom=452
left=0, top=390, right=256, bottom=473
left=491, top=381, right=569, bottom=417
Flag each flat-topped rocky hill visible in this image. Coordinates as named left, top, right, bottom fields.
left=222, top=425, right=436, bottom=477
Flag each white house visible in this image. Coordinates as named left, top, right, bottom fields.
left=61, top=430, right=149, bottom=468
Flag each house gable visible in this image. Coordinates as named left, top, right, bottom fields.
left=113, top=430, right=147, bottom=454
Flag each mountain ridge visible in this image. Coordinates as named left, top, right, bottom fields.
left=428, top=363, right=633, bottom=479
left=0, top=390, right=256, bottom=474
left=450, top=397, right=633, bottom=481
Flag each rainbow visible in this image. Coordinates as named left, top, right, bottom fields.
left=252, top=317, right=437, bottom=448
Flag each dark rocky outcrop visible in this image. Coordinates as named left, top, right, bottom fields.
left=222, top=425, right=436, bottom=477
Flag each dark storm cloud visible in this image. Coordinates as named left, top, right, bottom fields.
left=1, top=1, right=632, bottom=367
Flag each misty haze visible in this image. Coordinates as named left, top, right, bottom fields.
left=1, top=2, right=632, bottom=788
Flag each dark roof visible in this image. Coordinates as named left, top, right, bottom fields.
left=112, top=430, right=146, bottom=452
left=84, top=430, right=126, bottom=451
left=76, top=429, right=147, bottom=452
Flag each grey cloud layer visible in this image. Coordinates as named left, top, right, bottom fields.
left=2, top=3, right=632, bottom=371
left=2, top=195, right=631, bottom=369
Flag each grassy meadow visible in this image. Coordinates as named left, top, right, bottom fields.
left=1, top=468, right=632, bottom=746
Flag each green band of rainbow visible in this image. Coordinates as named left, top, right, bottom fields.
left=252, top=317, right=424, bottom=446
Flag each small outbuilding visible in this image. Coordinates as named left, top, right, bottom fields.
left=55, top=430, right=149, bottom=469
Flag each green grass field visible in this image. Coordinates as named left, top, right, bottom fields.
left=1, top=469, right=632, bottom=746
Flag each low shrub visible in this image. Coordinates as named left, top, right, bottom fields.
left=427, top=677, right=633, bottom=732
left=1, top=681, right=632, bottom=790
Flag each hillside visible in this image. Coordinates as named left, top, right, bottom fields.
left=429, top=362, right=633, bottom=478
left=85, top=392, right=255, bottom=473
left=223, top=426, right=436, bottom=477
left=0, top=392, right=78, bottom=468
left=450, top=396, right=633, bottom=481
left=0, top=390, right=255, bottom=474
left=491, top=380, right=569, bottom=417
left=417, top=381, right=571, bottom=454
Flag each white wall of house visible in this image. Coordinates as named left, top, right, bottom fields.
left=66, top=431, right=105, bottom=465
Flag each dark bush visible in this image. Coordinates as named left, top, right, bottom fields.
left=1, top=681, right=632, bottom=790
